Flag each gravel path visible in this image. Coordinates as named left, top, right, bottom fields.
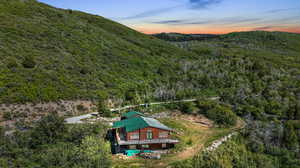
left=65, top=112, right=98, bottom=124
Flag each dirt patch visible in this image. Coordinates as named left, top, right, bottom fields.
left=171, top=112, right=214, bottom=128
left=0, top=100, right=97, bottom=129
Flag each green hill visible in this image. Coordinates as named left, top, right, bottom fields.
left=1, top=1, right=299, bottom=107
left=0, top=0, right=195, bottom=103
left=0, top=1, right=299, bottom=121
left=155, top=31, right=300, bottom=168
left=1, top=1, right=300, bottom=168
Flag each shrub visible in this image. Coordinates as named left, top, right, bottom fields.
left=179, top=102, right=196, bottom=114
left=22, top=56, right=36, bottom=68
left=65, top=124, right=107, bottom=144
left=78, top=136, right=111, bottom=168
left=98, top=101, right=111, bottom=117
left=30, top=113, right=66, bottom=146
left=196, top=100, right=217, bottom=112
left=283, top=121, right=298, bottom=149
left=3, top=112, right=12, bottom=120
left=194, top=48, right=212, bottom=55
left=205, top=105, right=237, bottom=127
left=76, top=104, right=87, bottom=112
left=6, top=58, right=19, bottom=69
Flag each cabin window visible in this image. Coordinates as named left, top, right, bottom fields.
left=142, top=144, right=149, bottom=148
left=159, top=131, right=168, bottom=138
left=146, top=130, right=153, bottom=139
left=162, top=143, right=167, bottom=148
left=130, top=133, right=139, bottom=140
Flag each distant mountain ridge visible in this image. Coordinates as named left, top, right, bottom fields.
left=153, top=32, right=220, bottom=42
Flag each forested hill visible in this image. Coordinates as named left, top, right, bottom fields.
left=156, top=31, right=300, bottom=168
left=1, top=0, right=300, bottom=168
left=0, top=0, right=196, bottom=103
left=1, top=0, right=300, bottom=106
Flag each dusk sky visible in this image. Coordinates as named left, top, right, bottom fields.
left=38, top=0, right=300, bottom=34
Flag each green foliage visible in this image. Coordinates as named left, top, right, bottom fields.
left=284, top=121, right=299, bottom=150
left=98, top=101, right=111, bottom=117
left=6, top=57, right=19, bottom=69
left=22, top=56, right=36, bottom=69
left=205, top=105, right=237, bottom=127
left=0, top=115, right=111, bottom=168
left=0, top=0, right=194, bottom=103
left=197, top=101, right=237, bottom=127
left=30, top=113, right=66, bottom=146
left=173, top=136, right=300, bottom=168
left=179, top=102, right=196, bottom=114
left=78, top=136, right=111, bottom=167
left=1, top=1, right=300, bottom=167
left=3, top=112, right=12, bottom=120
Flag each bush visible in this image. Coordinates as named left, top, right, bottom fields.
left=22, top=56, right=36, bottom=68
left=78, top=136, right=111, bottom=168
left=3, top=112, right=12, bottom=120
left=65, top=124, right=107, bottom=144
left=6, top=58, right=19, bottom=69
left=30, top=113, right=66, bottom=146
left=98, top=101, right=111, bottom=117
left=196, top=100, right=217, bottom=112
left=179, top=102, right=196, bottom=114
left=76, top=104, right=87, bottom=112
left=196, top=101, right=237, bottom=127
left=205, top=105, right=237, bottom=127
left=283, top=121, right=298, bottom=149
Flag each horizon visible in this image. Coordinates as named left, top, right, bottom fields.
left=39, top=0, right=300, bottom=34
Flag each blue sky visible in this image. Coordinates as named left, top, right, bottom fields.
left=38, top=0, right=300, bottom=34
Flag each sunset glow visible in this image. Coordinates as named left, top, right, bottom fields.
left=38, top=0, right=300, bottom=34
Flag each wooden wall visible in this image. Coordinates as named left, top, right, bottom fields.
left=126, top=127, right=170, bottom=141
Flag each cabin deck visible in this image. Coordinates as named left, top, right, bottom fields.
left=118, top=139, right=179, bottom=145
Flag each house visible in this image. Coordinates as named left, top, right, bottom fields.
left=112, top=111, right=179, bottom=151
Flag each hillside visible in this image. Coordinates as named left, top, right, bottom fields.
left=155, top=31, right=300, bottom=168
left=1, top=1, right=300, bottom=167
left=0, top=0, right=196, bottom=104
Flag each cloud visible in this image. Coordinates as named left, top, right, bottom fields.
left=152, top=20, right=186, bottom=24
left=252, top=26, right=275, bottom=31
left=266, top=7, right=300, bottom=14
left=120, top=0, right=224, bottom=20
left=188, top=0, right=223, bottom=9
left=219, top=17, right=261, bottom=24
left=120, top=5, right=181, bottom=20
left=151, top=17, right=261, bottom=26
left=151, top=19, right=210, bottom=25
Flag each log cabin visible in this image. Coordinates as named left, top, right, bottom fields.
left=112, top=111, right=179, bottom=151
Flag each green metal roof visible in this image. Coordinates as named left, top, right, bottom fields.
left=121, top=111, right=144, bottom=118
left=113, top=116, right=172, bottom=132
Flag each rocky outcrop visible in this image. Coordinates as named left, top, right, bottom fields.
left=205, top=132, right=237, bottom=152
left=0, top=100, right=97, bottom=128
